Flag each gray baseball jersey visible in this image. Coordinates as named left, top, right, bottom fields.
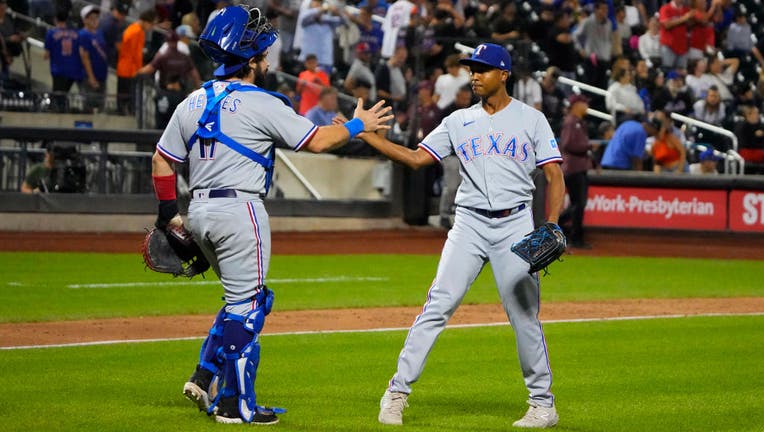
left=419, top=100, right=562, bottom=208
left=387, top=99, right=561, bottom=408
left=157, top=81, right=318, bottom=193
left=156, top=81, right=318, bottom=303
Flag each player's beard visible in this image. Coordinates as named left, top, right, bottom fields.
left=254, top=63, right=268, bottom=87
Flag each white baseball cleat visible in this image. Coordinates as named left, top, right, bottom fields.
left=378, top=390, right=409, bottom=425
left=183, top=381, right=210, bottom=411
left=512, top=403, right=559, bottom=428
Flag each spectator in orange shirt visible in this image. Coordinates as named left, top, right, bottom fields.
left=295, top=53, right=329, bottom=115
left=116, top=8, right=157, bottom=115
left=651, top=114, right=686, bottom=173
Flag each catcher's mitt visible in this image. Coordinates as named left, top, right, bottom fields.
left=142, top=225, right=210, bottom=278
left=511, top=222, right=567, bottom=275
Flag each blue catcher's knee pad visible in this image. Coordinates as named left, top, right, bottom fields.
left=256, top=285, right=275, bottom=316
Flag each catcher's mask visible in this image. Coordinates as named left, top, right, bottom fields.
left=199, top=6, right=277, bottom=77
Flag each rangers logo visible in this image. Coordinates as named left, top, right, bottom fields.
left=549, top=138, right=558, bottom=149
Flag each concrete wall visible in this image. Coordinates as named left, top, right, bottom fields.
left=0, top=111, right=137, bottom=129
left=0, top=212, right=406, bottom=232
left=273, top=152, right=391, bottom=200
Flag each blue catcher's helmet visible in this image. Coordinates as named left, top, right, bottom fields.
left=199, top=6, right=277, bottom=77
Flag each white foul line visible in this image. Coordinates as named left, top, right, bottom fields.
left=1, top=312, right=761, bottom=350
left=66, top=276, right=389, bottom=289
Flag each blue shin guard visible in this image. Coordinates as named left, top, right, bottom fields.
left=208, top=289, right=283, bottom=422
left=233, top=337, right=261, bottom=422
left=198, top=306, right=225, bottom=375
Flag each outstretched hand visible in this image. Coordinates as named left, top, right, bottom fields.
left=353, top=99, right=394, bottom=133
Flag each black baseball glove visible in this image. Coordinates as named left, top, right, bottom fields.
left=142, top=225, right=210, bottom=278
left=511, top=222, right=567, bottom=275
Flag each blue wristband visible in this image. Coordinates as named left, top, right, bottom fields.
left=343, top=118, right=365, bottom=138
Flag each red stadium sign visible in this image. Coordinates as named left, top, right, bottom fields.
left=729, top=191, right=764, bottom=232
left=584, top=186, right=727, bottom=230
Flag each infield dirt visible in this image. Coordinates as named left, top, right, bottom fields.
left=1, top=228, right=762, bottom=347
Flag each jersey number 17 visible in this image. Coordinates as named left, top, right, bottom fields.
left=199, top=138, right=217, bottom=160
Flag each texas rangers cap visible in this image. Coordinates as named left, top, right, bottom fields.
left=459, top=43, right=512, bottom=72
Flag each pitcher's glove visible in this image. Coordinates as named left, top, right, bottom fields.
left=141, top=225, right=210, bottom=278
left=511, top=222, right=567, bottom=275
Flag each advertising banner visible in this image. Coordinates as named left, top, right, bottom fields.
left=584, top=186, right=727, bottom=230
left=729, top=190, right=764, bottom=232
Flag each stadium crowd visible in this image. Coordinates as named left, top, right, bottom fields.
left=11, top=0, right=764, bottom=200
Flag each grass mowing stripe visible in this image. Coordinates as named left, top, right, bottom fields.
left=0, top=315, right=761, bottom=431
left=3, top=311, right=762, bottom=350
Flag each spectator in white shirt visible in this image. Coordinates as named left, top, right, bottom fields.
left=685, top=57, right=714, bottom=98
left=606, top=67, right=646, bottom=122
left=692, top=85, right=726, bottom=125
left=380, top=0, right=417, bottom=58
left=704, top=56, right=739, bottom=102
left=512, top=63, right=542, bottom=110
left=638, top=16, right=661, bottom=64
left=433, top=54, right=470, bottom=110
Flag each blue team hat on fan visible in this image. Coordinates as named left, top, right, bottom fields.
left=699, top=148, right=721, bottom=161
left=459, top=43, right=512, bottom=72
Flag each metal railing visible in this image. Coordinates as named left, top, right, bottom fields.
left=562, top=72, right=745, bottom=175
left=275, top=148, right=323, bottom=199
left=0, top=127, right=160, bottom=193
left=670, top=112, right=744, bottom=174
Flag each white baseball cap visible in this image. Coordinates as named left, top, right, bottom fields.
left=80, top=4, right=100, bottom=21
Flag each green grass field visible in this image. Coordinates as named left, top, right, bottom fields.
left=1, top=252, right=763, bottom=322
left=1, top=251, right=763, bottom=431
left=1, top=316, right=762, bottom=431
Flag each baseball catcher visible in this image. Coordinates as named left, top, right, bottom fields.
left=511, top=222, right=567, bottom=275
left=148, top=3, right=393, bottom=426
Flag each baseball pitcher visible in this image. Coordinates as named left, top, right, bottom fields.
left=361, top=43, right=566, bottom=428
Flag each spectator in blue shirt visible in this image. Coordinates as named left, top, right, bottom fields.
left=348, top=6, right=384, bottom=58
left=357, top=0, right=389, bottom=17
left=44, top=9, right=82, bottom=112
left=305, top=86, right=339, bottom=126
left=79, top=4, right=108, bottom=113
left=97, top=0, right=129, bottom=68
left=298, top=0, right=347, bottom=76
left=600, top=118, right=660, bottom=170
